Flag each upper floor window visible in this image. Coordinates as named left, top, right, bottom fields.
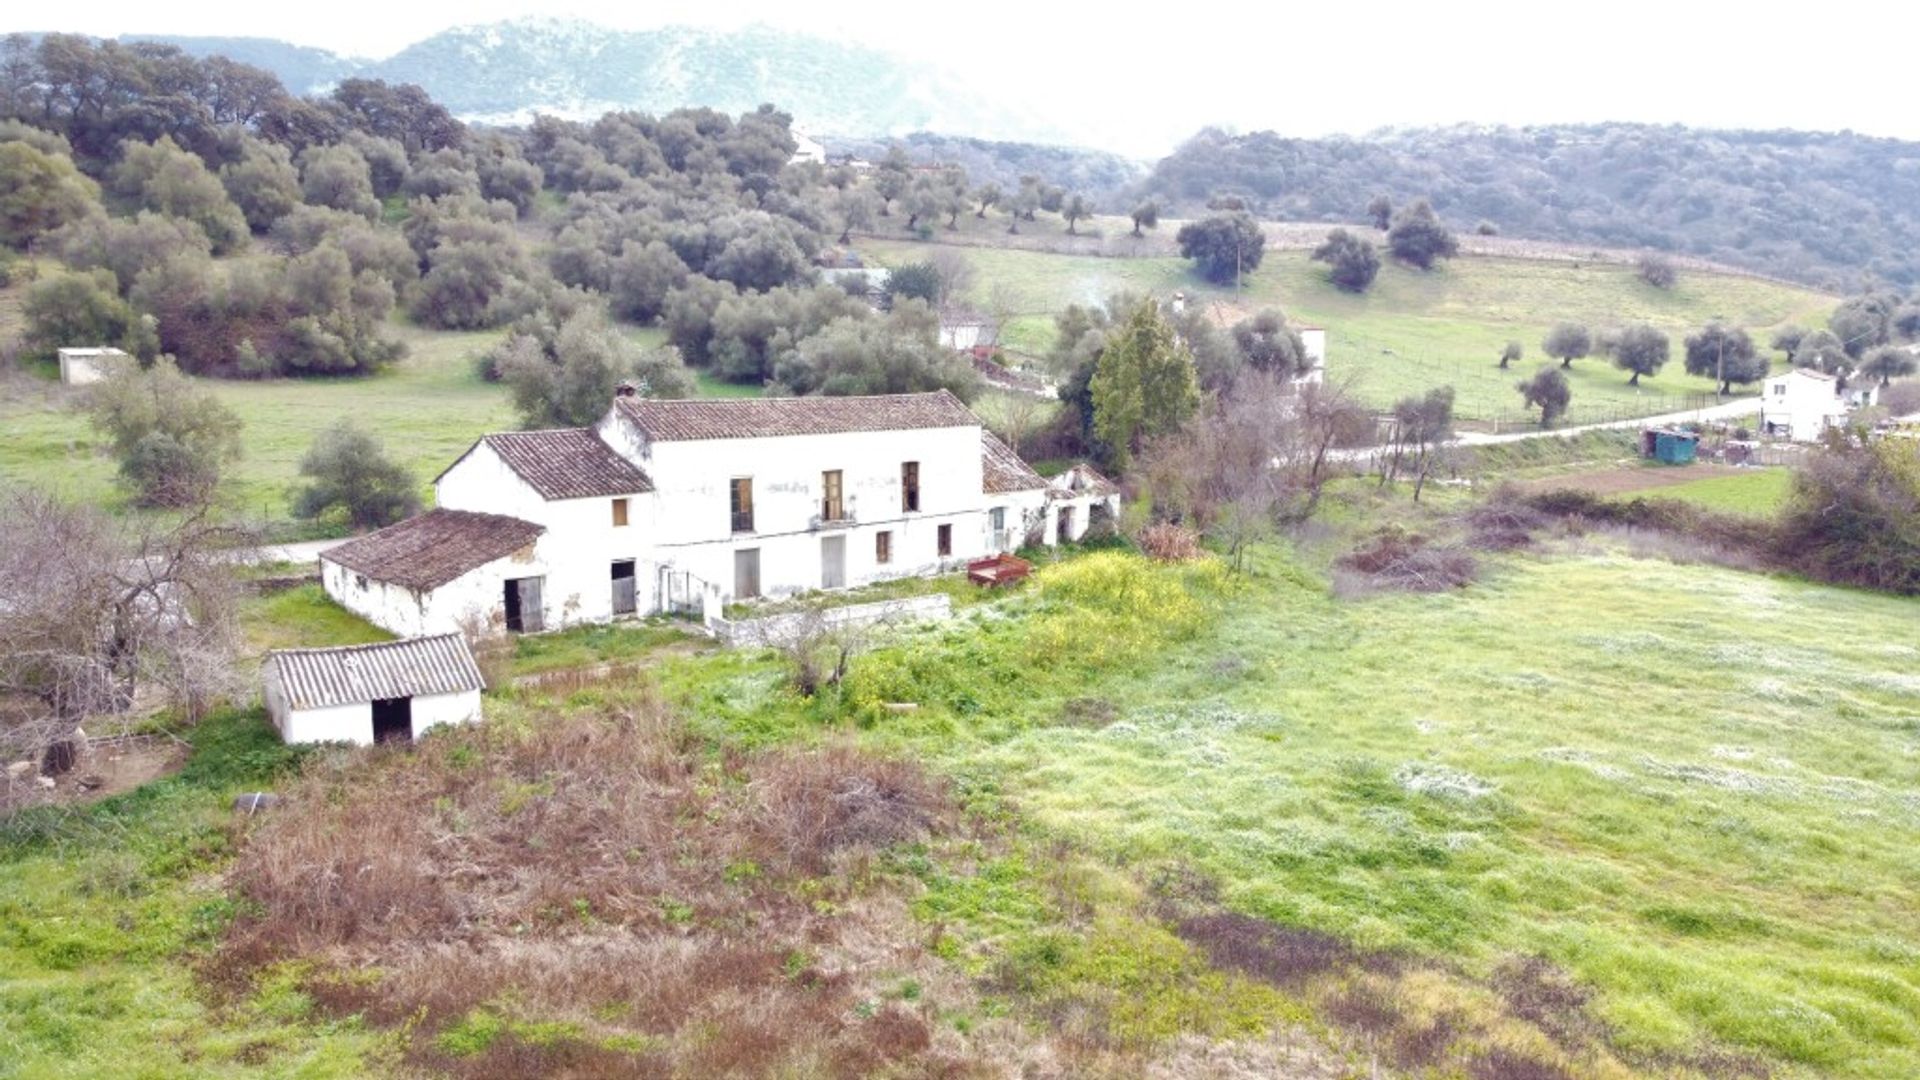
left=730, top=477, right=754, bottom=533
left=822, top=470, right=845, bottom=521
left=902, top=461, right=920, bottom=512
left=612, top=497, right=629, bottom=527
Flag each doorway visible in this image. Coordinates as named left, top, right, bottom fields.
left=611, top=559, right=637, bottom=615
left=821, top=535, right=846, bottom=589
left=371, top=697, right=412, bottom=744
left=504, top=576, right=544, bottom=633
left=734, top=548, right=761, bottom=599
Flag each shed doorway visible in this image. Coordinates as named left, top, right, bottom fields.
left=372, top=696, right=413, bottom=744
left=611, top=559, right=637, bottom=615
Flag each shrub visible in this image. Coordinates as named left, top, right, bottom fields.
left=1334, top=527, right=1478, bottom=594
left=1137, top=522, right=1203, bottom=561
left=85, top=356, right=242, bottom=506
left=1776, top=435, right=1920, bottom=594
left=292, top=420, right=421, bottom=529
left=1636, top=251, right=1678, bottom=289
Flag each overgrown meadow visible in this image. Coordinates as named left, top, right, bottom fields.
left=5, top=515, right=1919, bottom=1077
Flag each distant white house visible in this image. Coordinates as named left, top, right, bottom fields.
left=938, top=311, right=998, bottom=353
left=790, top=131, right=827, bottom=167
left=57, top=347, right=128, bottom=386
left=1759, top=368, right=1854, bottom=442
left=322, top=390, right=1109, bottom=637
left=263, top=634, right=485, bottom=745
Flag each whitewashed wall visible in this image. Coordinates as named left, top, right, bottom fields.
left=278, top=700, right=373, bottom=745
left=407, top=690, right=483, bottom=738
left=607, top=419, right=996, bottom=602
left=436, top=443, right=659, bottom=625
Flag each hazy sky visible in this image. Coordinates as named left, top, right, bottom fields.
left=16, top=1, right=1916, bottom=156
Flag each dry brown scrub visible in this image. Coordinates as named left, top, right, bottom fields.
left=215, top=691, right=969, bottom=1076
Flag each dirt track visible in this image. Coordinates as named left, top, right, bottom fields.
left=1514, top=463, right=1748, bottom=497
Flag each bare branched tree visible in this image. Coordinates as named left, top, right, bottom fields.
left=1139, top=374, right=1370, bottom=568
left=735, top=600, right=916, bottom=697
left=0, top=488, right=247, bottom=787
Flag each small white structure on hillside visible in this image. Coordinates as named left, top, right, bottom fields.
left=938, top=311, right=998, bottom=353
left=1759, top=368, right=1854, bottom=442
left=1296, top=327, right=1328, bottom=384
left=790, top=131, right=827, bottom=166
left=57, top=347, right=128, bottom=386
left=323, top=390, right=1104, bottom=637
left=263, top=634, right=485, bottom=745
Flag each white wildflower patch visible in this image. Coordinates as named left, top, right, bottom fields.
left=1441, top=831, right=1482, bottom=851
left=1640, top=758, right=1800, bottom=797
left=1394, top=762, right=1496, bottom=800
left=1412, top=717, right=1439, bottom=736
left=1538, top=747, right=1630, bottom=781
left=1711, top=745, right=1755, bottom=761
left=1847, top=672, right=1920, bottom=699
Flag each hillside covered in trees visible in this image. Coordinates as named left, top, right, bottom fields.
left=1141, top=125, right=1920, bottom=289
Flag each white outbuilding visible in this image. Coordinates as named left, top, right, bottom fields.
left=1759, top=368, right=1853, bottom=442
left=57, top=347, right=129, bottom=386
left=263, top=634, right=486, bottom=745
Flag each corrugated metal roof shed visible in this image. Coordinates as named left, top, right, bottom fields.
left=269, top=634, right=486, bottom=710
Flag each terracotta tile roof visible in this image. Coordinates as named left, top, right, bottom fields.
left=981, top=432, right=1047, bottom=494
left=473, top=428, right=652, bottom=499
left=1049, top=463, right=1121, bottom=500
left=615, top=390, right=979, bottom=441
left=269, top=633, right=485, bottom=709
left=321, top=509, right=544, bottom=591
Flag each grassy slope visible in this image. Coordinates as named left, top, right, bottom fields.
left=0, top=712, right=387, bottom=1078
left=1644, top=468, right=1796, bottom=517
left=860, top=238, right=1835, bottom=426
left=0, top=309, right=676, bottom=533
left=663, top=542, right=1920, bottom=1076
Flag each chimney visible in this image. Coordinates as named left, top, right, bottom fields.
left=1170, top=292, right=1186, bottom=316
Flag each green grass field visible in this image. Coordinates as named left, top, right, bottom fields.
left=1643, top=468, right=1796, bottom=517
left=861, top=239, right=1836, bottom=426
left=9, top=533, right=1920, bottom=1076
left=0, top=305, right=680, bottom=535
left=655, top=536, right=1920, bottom=1077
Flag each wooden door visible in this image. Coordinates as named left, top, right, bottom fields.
left=506, top=576, right=544, bottom=633
left=611, top=560, right=637, bottom=616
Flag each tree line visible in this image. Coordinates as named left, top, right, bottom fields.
left=1140, top=123, right=1920, bottom=290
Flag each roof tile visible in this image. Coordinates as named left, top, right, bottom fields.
left=322, top=509, right=544, bottom=591
left=479, top=428, right=652, bottom=499
left=617, top=390, right=979, bottom=441
left=981, top=431, right=1047, bottom=494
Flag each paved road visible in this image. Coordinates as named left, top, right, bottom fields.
left=252, top=538, right=350, bottom=566
left=1452, top=396, right=1760, bottom=446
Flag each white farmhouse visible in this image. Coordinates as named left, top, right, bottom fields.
left=323, top=389, right=1114, bottom=637
left=263, top=634, right=485, bottom=745
left=57, top=347, right=129, bottom=386
left=1759, top=368, right=1853, bottom=442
